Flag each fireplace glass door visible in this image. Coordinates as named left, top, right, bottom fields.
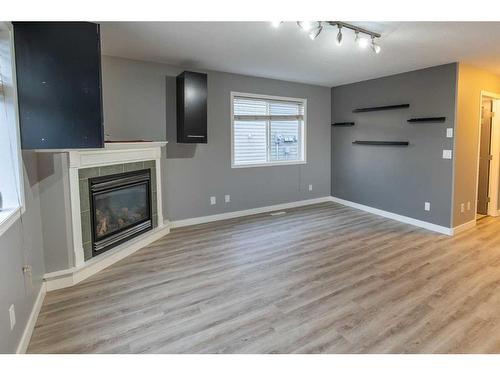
left=90, top=169, right=152, bottom=255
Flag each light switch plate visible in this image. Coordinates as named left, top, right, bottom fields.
left=442, top=150, right=452, bottom=159
left=225, top=194, right=230, bottom=203
left=308, top=184, right=312, bottom=191
left=446, top=128, right=453, bottom=138
left=210, top=196, right=216, bottom=205
left=424, top=202, right=430, bottom=211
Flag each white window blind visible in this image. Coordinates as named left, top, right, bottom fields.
left=0, top=23, right=24, bottom=235
left=232, top=93, right=306, bottom=167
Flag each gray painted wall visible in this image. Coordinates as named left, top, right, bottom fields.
left=331, top=63, right=457, bottom=227
left=102, top=56, right=332, bottom=221
left=34, top=56, right=331, bottom=274
left=37, top=153, right=73, bottom=273
left=0, top=152, right=45, bottom=353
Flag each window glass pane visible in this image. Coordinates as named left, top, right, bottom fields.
left=232, top=94, right=305, bottom=166
left=269, top=120, right=301, bottom=162
left=233, top=120, right=267, bottom=165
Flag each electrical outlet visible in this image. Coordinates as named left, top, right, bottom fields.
left=225, top=194, right=230, bottom=203
left=467, top=201, right=471, bottom=211
left=461, top=203, right=465, bottom=213
left=424, top=202, right=430, bottom=211
left=210, top=196, right=216, bottom=205
left=446, top=128, right=453, bottom=138
left=9, top=304, right=16, bottom=330
left=442, top=150, right=452, bottom=159
left=308, top=184, right=313, bottom=191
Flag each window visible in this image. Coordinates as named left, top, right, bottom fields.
left=0, top=22, right=24, bottom=236
left=231, top=92, right=306, bottom=168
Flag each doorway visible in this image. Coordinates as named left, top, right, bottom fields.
left=476, top=92, right=500, bottom=220
left=477, top=97, right=493, bottom=218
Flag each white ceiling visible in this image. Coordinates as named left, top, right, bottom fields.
left=99, top=22, right=500, bottom=87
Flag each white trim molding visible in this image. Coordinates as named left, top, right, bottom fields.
left=16, top=282, right=46, bottom=354
left=44, top=224, right=170, bottom=291
left=452, top=219, right=477, bottom=235
left=488, top=97, right=500, bottom=217
left=329, top=196, right=454, bottom=235
left=488, top=209, right=500, bottom=217
left=0, top=206, right=21, bottom=237
left=170, top=197, right=331, bottom=228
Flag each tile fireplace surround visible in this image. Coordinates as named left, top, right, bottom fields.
left=37, top=142, right=169, bottom=291
left=79, top=160, right=159, bottom=260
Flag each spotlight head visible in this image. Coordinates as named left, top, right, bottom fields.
left=371, top=36, right=381, bottom=53
left=355, top=31, right=369, bottom=49
left=271, top=21, right=283, bottom=28
left=297, top=21, right=315, bottom=32
left=336, top=26, right=343, bottom=46
left=309, top=26, right=323, bottom=40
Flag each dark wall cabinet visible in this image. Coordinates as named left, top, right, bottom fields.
left=177, top=71, right=207, bottom=143
left=13, top=22, right=104, bottom=149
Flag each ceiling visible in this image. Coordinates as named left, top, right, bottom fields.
left=99, top=22, right=500, bottom=87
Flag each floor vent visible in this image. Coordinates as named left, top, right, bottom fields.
left=270, top=211, right=287, bottom=216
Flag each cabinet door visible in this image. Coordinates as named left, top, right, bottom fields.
left=14, top=22, right=104, bottom=149
left=177, top=71, right=207, bottom=143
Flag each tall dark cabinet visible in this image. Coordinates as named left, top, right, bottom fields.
left=13, top=22, right=104, bottom=149
left=176, top=71, right=208, bottom=143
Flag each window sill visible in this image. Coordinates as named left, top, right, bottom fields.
left=0, top=206, right=22, bottom=237
left=232, top=160, right=307, bottom=169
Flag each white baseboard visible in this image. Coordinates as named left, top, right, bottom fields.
left=452, top=219, right=476, bottom=235
left=329, top=196, right=453, bottom=235
left=44, top=224, right=170, bottom=291
left=488, top=209, right=500, bottom=217
left=16, top=282, right=46, bottom=354
left=170, top=196, right=332, bottom=228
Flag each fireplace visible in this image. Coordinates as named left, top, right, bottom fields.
left=89, top=169, right=152, bottom=255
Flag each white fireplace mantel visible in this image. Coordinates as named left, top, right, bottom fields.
left=39, top=142, right=169, bottom=291
left=66, top=142, right=167, bottom=169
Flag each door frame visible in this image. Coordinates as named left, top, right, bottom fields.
left=475, top=90, right=500, bottom=219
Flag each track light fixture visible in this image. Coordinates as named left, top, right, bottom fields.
left=271, top=21, right=381, bottom=54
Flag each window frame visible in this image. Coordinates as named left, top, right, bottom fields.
left=230, top=91, right=307, bottom=168
left=0, top=22, right=25, bottom=237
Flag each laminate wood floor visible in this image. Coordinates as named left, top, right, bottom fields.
left=28, top=202, right=500, bottom=353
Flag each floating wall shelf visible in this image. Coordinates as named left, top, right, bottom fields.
left=332, top=122, right=355, bottom=127
left=353, top=104, right=410, bottom=113
left=352, top=141, right=409, bottom=146
left=407, top=117, right=446, bottom=123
